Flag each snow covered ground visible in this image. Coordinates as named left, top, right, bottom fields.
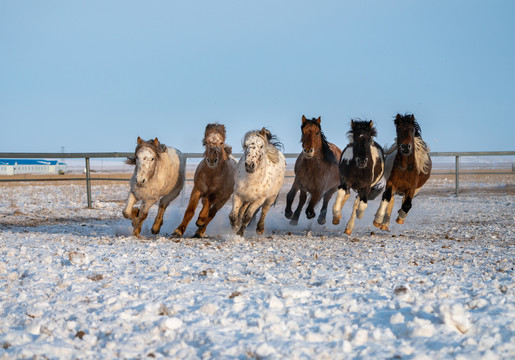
left=0, top=177, right=513, bottom=359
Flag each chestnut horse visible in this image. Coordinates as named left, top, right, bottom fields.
left=373, top=114, right=432, bottom=230
left=285, top=116, right=341, bottom=225
left=123, top=137, right=185, bottom=237
left=172, top=123, right=237, bottom=238
left=229, top=128, right=286, bottom=237
left=332, top=120, right=385, bottom=235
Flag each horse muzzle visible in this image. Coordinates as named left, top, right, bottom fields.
left=136, top=179, right=146, bottom=187
left=245, top=162, right=256, bottom=173
left=303, top=148, right=315, bottom=159
left=400, top=144, right=412, bottom=155
left=356, top=158, right=368, bottom=168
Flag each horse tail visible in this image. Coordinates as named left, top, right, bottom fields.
left=369, top=176, right=386, bottom=200
left=384, top=142, right=398, bottom=156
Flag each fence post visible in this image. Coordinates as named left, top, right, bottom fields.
left=455, top=155, right=460, bottom=197
left=85, top=157, right=92, bottom=208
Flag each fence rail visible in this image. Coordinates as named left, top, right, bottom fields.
left=1, top=151, right=514, bottom=207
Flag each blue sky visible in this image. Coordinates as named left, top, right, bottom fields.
left=1, top=1, right=514, bottom=154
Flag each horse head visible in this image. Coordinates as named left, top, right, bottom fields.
left=349, top=120, right=377, bottom=169
left=300, top=115, right=323, bottom=159
left=394, top=114, right=421, bottom=156
left=203, top=123, right=230, bottom=169
left=134, top=137, right=161, bottom=187
left=242, top=129, right=267, bottom=173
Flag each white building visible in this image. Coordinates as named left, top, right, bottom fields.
left=0, top=159, right=66, bottom=175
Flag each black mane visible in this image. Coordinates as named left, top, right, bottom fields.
left=301, top=118, right=337, bottom=164
left=394, top=113, right=422, bottom=138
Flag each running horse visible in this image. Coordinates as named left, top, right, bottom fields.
left=285, top=116, right=341, bottom=225
left=229, top=128, right=286, bottom=237
left=373, top=113, right=432, bottom=230
left=332, top=120, right=385, bottom=235
left=172, top=123, right=237, bottom=238
left=123, top=137, right=186, bottom=237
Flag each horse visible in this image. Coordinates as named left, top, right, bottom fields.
left=373, top=113, right=432, bottom=230
left=332, top=120, right=385, bottom=235
left=123, top=137, right=186, bottom=237
left=285, top=115, right=342, bottom=225
left=172, top=123, right=237, bottom=238
left=229, top=127, right=286, bottom=237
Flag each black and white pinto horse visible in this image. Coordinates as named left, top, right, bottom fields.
left=332, top=120, right=385, bottom=235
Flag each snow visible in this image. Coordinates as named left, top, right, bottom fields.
left=0, top=179, right=514, bottom=359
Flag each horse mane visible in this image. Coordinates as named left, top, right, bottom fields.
left=301, top=118, right=337, bottom=164
left=395, top=113, right=422, bottom=137
left=414, top=137, right=431, bottom=174
left=203, top=123, right=226, bottom=147
left=346, top=119, right=378, bottom=143
left=125, top=137, right=167, bottom=165
left=243, top=128, right=283, bottom=164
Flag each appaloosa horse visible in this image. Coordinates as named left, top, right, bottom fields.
left=229, top=128, right=286, bottom=237
left=332, top=120, right=385, bottom=235
left=285, top=116, right=341, bottom=225
left=373, top=113, right=432, bottom=230
left=172, top=123, right=237, bottom=238
left=123, top=137, right=185, bottom=237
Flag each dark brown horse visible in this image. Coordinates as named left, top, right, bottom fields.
left=332, top=120, right=385, bottom=235
left=285, top=116, right=342, bottom=225
left=373, top=114, right=432, bottom=230
left=172, top=124, right=237, bottom=238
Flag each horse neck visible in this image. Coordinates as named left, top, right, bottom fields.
left=395, top=150, right=415, bottom=171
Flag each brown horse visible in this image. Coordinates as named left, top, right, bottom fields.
left=373, top=114, right=432, bottom=230
left=285, top=116, right=342, bottom=225
left=172, top=123, right=237, bottom=238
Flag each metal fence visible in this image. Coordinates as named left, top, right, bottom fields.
left=1, top=151, right=514, bottom=207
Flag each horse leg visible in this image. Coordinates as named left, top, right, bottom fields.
left=332, top=187, right=350, bottom=225
left=229, top=196, right=244, bottom=231
left=318, top=187, right=337, bottom=225
left=238, top=200, right=264, bottom=237
left=151, top=184, right=183, bottom=235
left=133, top=200, right=154, bottom=237
left=356, top=189, right=370, bottom=220
left=285, top=181, right=299, bottom=219
left=290, top=190, right=307, bottom=226
left=256, top=196, right=276, bottom=235
left=343, top=195, right=360, bottom=235
left=396, top=190, right=414, bottom=224
left=305, top=189, right=322, bottom=220
left=194, top=195, right=229, bottom=238
left=374, top=183, right=395, bottom=230
left=122, top=192, right=138, bottom=221
left=171, top=187, right=201, bottom=238
left=196, top=197, right=211, bottom=227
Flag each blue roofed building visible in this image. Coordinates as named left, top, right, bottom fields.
left=0, top=159, right=66, bottom=175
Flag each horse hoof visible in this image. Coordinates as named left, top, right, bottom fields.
left=193, top=232, right=203, bottom=238
left=380, top=225, right=389, bottom=231
left=306, top=211, right=315, bottom=219
left=256, top=228, right=264, bottom=235
left=373, top=220, right=382, bottom=228
left=396, top=218, right=405, bottom=225
left=151, top=228, right=160, bottom=235
left=289, top=219, right=298, bottom=226
left=344, top=229, right=352, bottom=235
left=170, top=229, right=182, bottom=238
left=317, top=218, right=326, bottom=225
left=284, top=210, right=293, bottom=219
left=236, top=229, right=245, bottom=237
left=332, top=218, right=340, bottom=225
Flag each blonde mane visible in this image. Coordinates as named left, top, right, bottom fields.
left=414, top=137, right=431, bottom=174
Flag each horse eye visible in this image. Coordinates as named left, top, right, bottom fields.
left=316, top=131, right=320, bottom=136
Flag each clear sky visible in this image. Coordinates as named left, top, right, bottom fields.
left=1, top=1, right=514, bottom=154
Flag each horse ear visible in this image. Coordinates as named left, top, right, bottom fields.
left=351, top=120, right=355, bottom=128
left=395, top=114, right=402, bottom=120
left=137, top=137, right=143, bottom=145
left=369, top=120, right=374, bottom=128
left=259, top=127, right=267, bottom=137
left=302, top=115, right=307, bottom=124
left=316, top=116, right=321, bottom=124
left=153, top=138, right=159, bottom=147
